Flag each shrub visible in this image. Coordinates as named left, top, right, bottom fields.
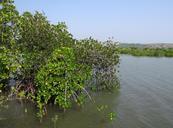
left=0, top=0, right=20, bottom=90
left=15, top=12, right=75, bottom=90
left=74, top=38, right=120, bottom=90
left=0, top=47, right=19, bottom=91
left=36, top=47, right=91, bottom=115
left=0, top=0, right=19, bottom=48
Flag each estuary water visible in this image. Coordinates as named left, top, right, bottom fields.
left=0, top=55, right=173, bottom=128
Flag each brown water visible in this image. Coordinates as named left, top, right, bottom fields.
left=1, top=55, right=173, bottom=128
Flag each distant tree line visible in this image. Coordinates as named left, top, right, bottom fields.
left=119, top=47, right=173, bottom=57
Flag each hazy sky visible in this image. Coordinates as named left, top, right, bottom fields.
left=14, top=0, right=173, bottom=43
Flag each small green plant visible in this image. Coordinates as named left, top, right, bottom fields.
left=96, top=104, right=117, bottom=122
left=108, top=112, right=116, bottom=121
left=51, top=115, right=59, bottom=128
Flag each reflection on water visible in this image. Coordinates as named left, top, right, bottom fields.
left=1, top=55, right=173, bottom=128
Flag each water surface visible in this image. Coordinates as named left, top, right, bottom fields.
left=1, top=55, right=173, bottom=128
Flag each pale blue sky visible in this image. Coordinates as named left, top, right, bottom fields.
left=14, top=0, right=173, bottom=43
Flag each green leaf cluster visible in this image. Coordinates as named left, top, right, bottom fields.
left=0, top=0, right=19, bottom=47
left=36, top=47, right=91, bottom=114
left=74, top=38, right=120, bottom=90
left=0, top=46, right=20, bottom=90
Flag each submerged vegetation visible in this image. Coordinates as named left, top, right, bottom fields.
left=0, top=0, right=119, bottom=116
left=119, top=47, right=173, bottom=57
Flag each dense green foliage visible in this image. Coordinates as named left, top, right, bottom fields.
left=36, top=47, right=91, bottom=116
left=0, top=0, right=19, bottom=90
left=15, top=11, right=74, bottom=90
left=0, top=47, right=19, bottom=90
left=119, top=47, right=173, bottom=57
left=74, top=38, right=119, bottom=90
left=0, top=0, right=19, bottom=47
left=0, top=0, right=120, bottom=116
left=75, top=38, right=119, bottom=67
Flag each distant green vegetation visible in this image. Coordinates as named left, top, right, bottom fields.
left=119, top=47, right=173, bottom=57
